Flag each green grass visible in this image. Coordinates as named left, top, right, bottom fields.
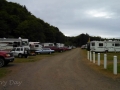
left=107, top=63, right=120, bottom=73
left=14, top=53, right=59, bottom=63
left=95, top=52, right=120, bottom=61
left=81, top=49, right=120, bottom=73
left=14, top=55, right=50, bottom=63
left=0, top=68, right=11, bottom=79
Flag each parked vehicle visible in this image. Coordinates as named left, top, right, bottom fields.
left=0, top=51, right=14, bottom=67
left=35, top=48, right=54, bottom=54
left=10, top=47, right=30, bottom=58
left=44, top=46, right=66, bottom=52
left=29, top=43, right=42, bottom=51
left=90, top=41, right=120, bottom=52
left=81, top=45, right=87, bottom=49
left=0, top=38, right=30, bottom=50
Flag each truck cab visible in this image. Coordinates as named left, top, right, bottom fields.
left=10, top=47, right=29, bottom=58
left=0, top=51, right=14, bottom=67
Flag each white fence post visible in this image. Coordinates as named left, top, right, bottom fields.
left=93, top=52, right=95, bottom=63
left=113, top=56, right=117, bottom=75
left=90, top=51, right=92, bottom=62
left=104, top=54, right=107, bottom=69
left=87, top=51, right=89, bottom=60
left=98, top=53, right=100, bottom=66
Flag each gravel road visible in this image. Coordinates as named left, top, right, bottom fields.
left=0, top=48, right=120, bottom=90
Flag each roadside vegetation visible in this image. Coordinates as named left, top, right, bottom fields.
left=14, top=54, right=52, bottom=63
left=81, top=49, right=120, bottom=74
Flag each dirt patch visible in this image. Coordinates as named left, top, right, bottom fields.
left=81, top=49, right=120, bottom=80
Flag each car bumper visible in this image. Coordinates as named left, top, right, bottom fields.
left=5, top=57, right=14, bottom=62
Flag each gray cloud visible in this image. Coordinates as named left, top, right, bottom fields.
left=7, top=0, right=120, bottom=38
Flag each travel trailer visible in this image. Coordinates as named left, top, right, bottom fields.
left=89, top=41, right=120, bottom=52
left=29, top=42, right=42, bottom=51
left=0, top=38, right=30, bottom=50
left=56, top=43, right=64, bottom=47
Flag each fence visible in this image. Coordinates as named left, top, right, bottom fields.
left=87, top=51, right=118, bottom=75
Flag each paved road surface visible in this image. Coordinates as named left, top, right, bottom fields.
left=0, top=48, right=120, bottom=90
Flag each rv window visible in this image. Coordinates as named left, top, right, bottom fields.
left=49, top=44, right=53, bottom=46
left=22, top=41, right=28, bottom=46
left=99, top=43, right=103, bottom=46
left=112, top=44, right=114, bottom=46
left=91, top=43, right=95, bottom=46
left=115, top=43, right=120, bottom=47
left=35, top=45, right=39, bottom=47
left=8, top=42, right=13, bottom=46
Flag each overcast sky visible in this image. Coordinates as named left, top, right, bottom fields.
left=7, top=0, right=120, bottom=38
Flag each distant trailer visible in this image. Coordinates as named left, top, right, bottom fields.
left=89, top=41, right=120, bottom=52
left=41, top=43, right=55, bottom=47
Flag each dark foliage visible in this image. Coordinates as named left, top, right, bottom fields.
left=0, top=0, right=106, bottom=47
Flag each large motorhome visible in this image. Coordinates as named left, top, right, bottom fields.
left=90, top=41, right=120, bottom=52
left=0, top=38, right=30, bottom=50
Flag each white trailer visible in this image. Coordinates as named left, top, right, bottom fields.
left=90, top=41, right=120, bottom=52
left=29, top=42, right=42, bottom=50
left=56, top=43, right=64, bottom=47
left=0, top=38, right=30, bottom=50
left=41, top=43, right=55, bottom=47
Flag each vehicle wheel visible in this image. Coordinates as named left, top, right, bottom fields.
left=24, top=55, right=28, bottom=58
left=0, top=58, right=5, bottom=67
left=60, top=50, right=63, bottom=52
left=49, top=52, right=51, bottom=54
left=18, top=54, right=22, bottom=58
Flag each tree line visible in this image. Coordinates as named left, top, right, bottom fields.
left=0, top=0, right=112, bottom=47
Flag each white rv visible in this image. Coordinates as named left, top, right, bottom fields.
left=29, top=42, right=42, bottom=50
left=56, top=43, right=64, bottom=47
left=0, top=38, right=30, bottom=50
left=41, top=43, right=55, bottom=47
left=90, top=41, right=120, bottom=52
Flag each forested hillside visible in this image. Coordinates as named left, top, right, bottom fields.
left=0, top=0, right=104, bottom=46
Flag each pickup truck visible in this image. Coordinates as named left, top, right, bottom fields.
left=0, top=51, right=14, bottom=67
left=10, top=47, right=30, bottom=58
